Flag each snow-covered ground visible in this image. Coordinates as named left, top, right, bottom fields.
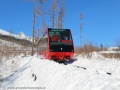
left=0, top=53, right=120, bottom=90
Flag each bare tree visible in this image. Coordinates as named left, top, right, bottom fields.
left=80, top=12, right=84, bottom=47
left=36, top=0, right=47, bottom=36
left=50, top=0, right=59, bottom=28
left=41, top=17, right=48, bottom=35
left=38, top=0, right=45, bottom=4
left=36, top=0, right=46, bottom=16
left=34, top=29, right=41, bottom=38
left=57, top=0, right=65, bottom=29
left=115, top=37, right=120, bottom=50
left=27, top=0, right=46, bottom=55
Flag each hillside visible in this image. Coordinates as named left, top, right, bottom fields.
left=0, top=29, right=34, bottom=58
left=0, top=29, right=32, bottom=46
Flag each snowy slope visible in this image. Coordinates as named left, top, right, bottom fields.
left=1, top=53, right=120, bottom=90
left=0, top=29, right=32, bottom=42
left=0, top=39, right=22, bottom=48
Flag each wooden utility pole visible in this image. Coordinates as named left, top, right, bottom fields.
left=32, top=0, right=36, bottom=56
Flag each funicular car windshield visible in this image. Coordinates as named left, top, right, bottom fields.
left=48, top=28, right=74, bottom=52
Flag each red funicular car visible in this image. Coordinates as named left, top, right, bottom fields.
left=37, top=28, right=74, bottom=62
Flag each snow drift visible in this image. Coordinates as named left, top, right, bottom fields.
left=0, top=53, right=120, bottom=90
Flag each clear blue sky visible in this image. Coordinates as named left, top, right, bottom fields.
left=0, top=0, right=120, bottom=47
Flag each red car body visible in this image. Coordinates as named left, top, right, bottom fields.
left=38, top=28, right=74, bottom=61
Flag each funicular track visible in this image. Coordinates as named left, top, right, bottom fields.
left=50, top=58, right=88, bottom=71
left=49, top=58, right=112, bottom=76
left=39, top=55, right=87, bottom=71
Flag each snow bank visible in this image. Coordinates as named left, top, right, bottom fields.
left=0, top=55, right=32, bottom=80
left=30, top=57, right=120, bottom=90
left=76, top=52, right=105, bottom=60
left=1, top=55, right=120, bottom=90
left=98, top=51, right=120, bottom=54
left=108, top=47, right=119, bottom=51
